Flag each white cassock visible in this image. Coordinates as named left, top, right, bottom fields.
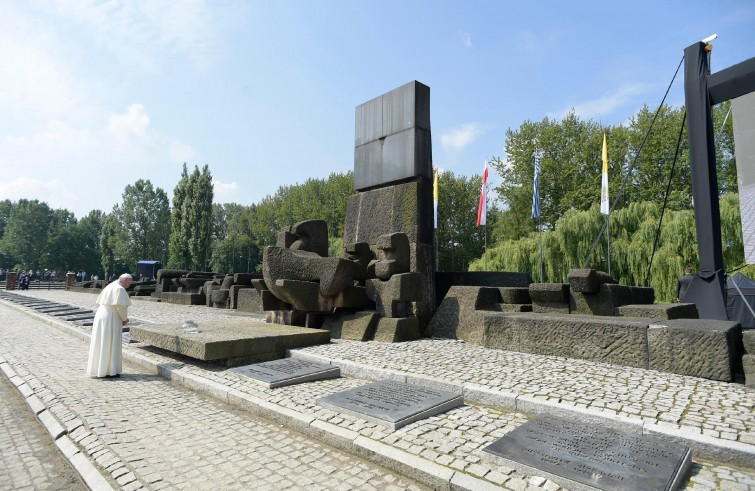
left=86, top=281, right=131, bottom=377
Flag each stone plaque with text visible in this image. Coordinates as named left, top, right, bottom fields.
left=317, top=380, right=463, bottom=430
left=231, top=358, right=340, bottom=388
left=483, top=415, right=691, bottom=491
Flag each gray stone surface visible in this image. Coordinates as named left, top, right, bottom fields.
left=483, top=415, right=692, bottom=491
left=317, top=380, right=463, bottom=430
left=130, top=319, right=330, bottom=363
left=428, top=286, right=501, bottom=344
left=277, top=220, right=328, bottom=258
left=344, top=179, right=433, bottom=247
left=366, top=272, right=422, bottom=318
left=744, top=354, right=755, bottom=388
left=616, top=303, right=698, bottom=319
left=571, top=284, right=656, bottom=316
left=374, top=232, right=410, bottom=280
left=263, top=246, right=363, bottom=299
left=231, top=358, right=340, bottom=388
left=484, top=313, right=650, bottom=368
left=492, top=303, right=533, bottom=313
left=648, top=319, right=742, bottom=381
left=235, top=288, right=263, bottom=313
left=159, top=292, right=205, bottom=305
left=529, top=283, right=570, bottom=303
left=567, top=269, right=616, bottom=294
left=498, top=287, right=531, bottom=305
left=373, top=316, right=420, bottom=342
left=743, top=330, right=755, bottom=354
left=322, top=311, right=379, bottom=341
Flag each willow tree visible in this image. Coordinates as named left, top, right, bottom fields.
left=470, top=194, right=752, bottom=302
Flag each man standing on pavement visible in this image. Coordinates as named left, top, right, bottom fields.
left=86, top=273, right=133, bottom=378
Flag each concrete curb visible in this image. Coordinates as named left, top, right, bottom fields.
left=0, top=357, right=116, bottom=491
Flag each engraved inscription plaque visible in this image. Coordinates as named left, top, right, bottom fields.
left=231, top=358, right=340, bottom=388
left=317, top=380, right=463, bottom=430
left=483, top=415, right=692, bottom=491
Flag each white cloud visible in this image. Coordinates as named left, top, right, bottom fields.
left=549, top=84, right=652, bottom=120
left=213, top=180, right=240, bottom=204
left=46, top=0, right=242, bottom=70
left=107, top=104, right=150, bottom=141
left=458, top=31, right=472, bottom=48
left=440, top=123, right=484, bottom=151
left=0, top=177, right=81, bottom=212
left=1, top=104, right=197, bottom=218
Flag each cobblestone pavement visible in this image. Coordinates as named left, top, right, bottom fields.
left=0, top=304, right=428, bottom=491
left=0, top=374, right=86, bottom=491
left=2, top=290, right=755, bottom=490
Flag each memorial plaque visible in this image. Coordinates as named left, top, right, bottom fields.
left=231, top=358, right=340, bottom=388
left=317, top=380, right=463, bottom=430
left=483, top=415, right=692, bottom=491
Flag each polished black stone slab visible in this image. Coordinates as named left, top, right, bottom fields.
left=483, top=415, right=692, bottom=491
left=231, top=358, right=340, bottom=388
left=317, top=380, right=463, bottom=430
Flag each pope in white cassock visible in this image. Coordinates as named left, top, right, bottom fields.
left=86, top=273, right=133, bottom=378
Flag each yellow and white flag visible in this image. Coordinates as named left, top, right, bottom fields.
left=600, top=133, right=609, bottom=215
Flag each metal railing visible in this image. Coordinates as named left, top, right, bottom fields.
left=0, top=280, right=67, bottom=291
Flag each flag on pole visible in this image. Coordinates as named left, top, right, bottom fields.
left=476, top=160, right=488, bottom=226
left=532, top=151, right=541, bottom=219
left=433, top=168, right=439, bottom=228
left=600, top=133, right=609, bottom=215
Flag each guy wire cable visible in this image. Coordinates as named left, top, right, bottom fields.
left=583, top=55, right=685, bottom=269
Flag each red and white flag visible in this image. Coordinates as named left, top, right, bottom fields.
left=476, top=161, right=488, bottom=226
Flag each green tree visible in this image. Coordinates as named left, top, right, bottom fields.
left=119, top=179, right=171, bottom=268
left=168, top=164, right=214, bottom=270
left=187, top=165, right=214, bottom=270
left=0, top=200, right=55, bottom=271
left=168, top=164, right=191, bottom=269
left=100, top=210, right=129, bottom=278
left=0, top=199, right=16, bottom=269
left=436, top=170, right=494, bottom=271
left=469, top=193, right=754, bottom=302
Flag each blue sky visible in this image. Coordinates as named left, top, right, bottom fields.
left=1, top=0, right=754, bottom=219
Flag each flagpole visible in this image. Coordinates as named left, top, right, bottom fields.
left=484, top=178, right=488, bottom=271
left=607, top=213, right=611, bottom=276
left=538, top=215, right=543, bottom=282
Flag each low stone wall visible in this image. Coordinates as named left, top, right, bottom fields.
left=482, top=312, right=741, bottom=381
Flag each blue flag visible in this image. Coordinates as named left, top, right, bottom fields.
left=532, top=153, right=541, bottom=219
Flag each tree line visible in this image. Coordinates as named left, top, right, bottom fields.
left=0, top=100, right=749, bottom=292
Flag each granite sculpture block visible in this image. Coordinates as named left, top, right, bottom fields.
left=484, top=312, right=650, bottom=368
left=235, top=288, right=264, bottom=313
left=428, top=286, right=501, bottom=345
left=567, top=268, right=616, bottom=293
left=616, top=303, right=698, bottom=319
left=648, top=319, right=742, bottom=381
left=498, top=287, right=531, bottom=305
left=366, top=272, right=422, bottom=317
left=373, top=316, right=420, bottom=342
left=322, top=311, right=380, bottom=341
left=130, top=319, right=330, bottom=365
